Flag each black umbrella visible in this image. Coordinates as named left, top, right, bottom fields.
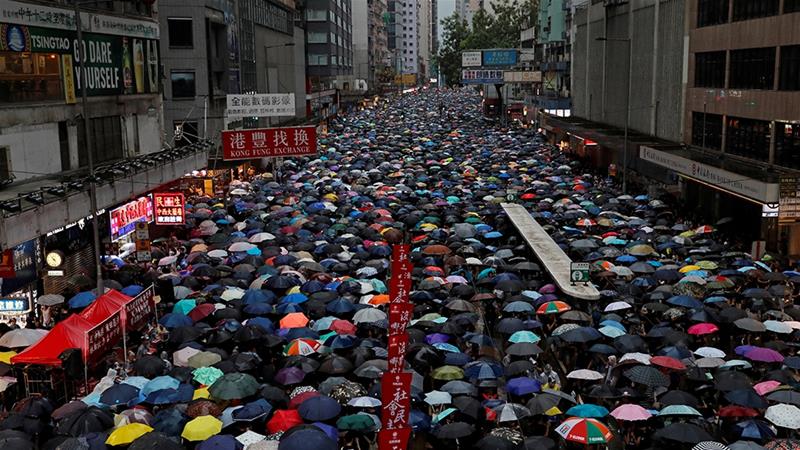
left=134, top=355, right=168, bottom=378
left=129, top=431, right=181, bottom=450
left=659, top=390, right=700, bottom=408
left=0, top=430, right=34, bottom=450
left=435, top=422, right=474, bottom=439
left=624, top=366, right=670, bottom=387
left=653, top=423, right=713, bottom=444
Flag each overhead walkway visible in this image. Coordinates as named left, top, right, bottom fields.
left=502, top=203, right=601, bottom=301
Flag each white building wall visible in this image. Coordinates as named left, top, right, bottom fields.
left=0, top=123, right=62, bottom=182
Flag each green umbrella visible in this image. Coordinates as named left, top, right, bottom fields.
left=193, top=367, right=224, bottom=386
left=173, top=299, right=197, bottom=315
left=432, top=365, right=465, bottom=381
left=336, top=414, right=376, bottom=432
left=187, top=351, right=222, bottom=369
left=209, top=373, right=259, bottom=400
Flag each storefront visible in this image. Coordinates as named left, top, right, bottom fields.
left=42, top=211, right=107, bottom=295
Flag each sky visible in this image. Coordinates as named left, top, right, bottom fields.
left=437, top=0, right=456, bottom=45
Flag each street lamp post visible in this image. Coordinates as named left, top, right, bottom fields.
left=597, top=36, right=632, bottom=195
left=73, top=1, right=104, bottom=293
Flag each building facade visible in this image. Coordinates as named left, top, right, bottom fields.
left=353, top=0, right=389, bottom=92
left=419, top=0, right=431, bottom=80
left=396, top=0, right=419, bottom=79
left=304, top=0, right=353, bottom=88
left=531, top=0, right=572, bottom=117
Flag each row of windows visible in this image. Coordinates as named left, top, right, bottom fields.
left=698, top=0, right=800, bottom=27
left=691, top=112, right=800, bottom=169
left=308, top=54, right=353, bottom=66
left=694, top=46, right=800, bottom=91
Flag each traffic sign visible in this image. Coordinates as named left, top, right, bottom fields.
left=135, top=222, right=150, bottom=240
left=570, top=262, right=590, bottom=284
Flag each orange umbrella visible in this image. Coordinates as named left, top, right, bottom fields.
left=280, top=312, right=309, bottom=329
left=368, top=295, right=390, bottom=306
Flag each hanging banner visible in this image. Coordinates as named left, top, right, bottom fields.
left=388, top=302, right=414, bottom=336
left=387, top=333, right=408, bottom=374
left=378, top=428, right=412, bottom=450
left=221, top=126, right=317, bottom=160
left=85, top=310, right=122, bottom=363
left=380, top=372, right=412, bottom=430
left=390, top=244, right=412, bottom=304
left=125, top=284, right=155, bottom=331
left=153, top=193, right=186, bottom=225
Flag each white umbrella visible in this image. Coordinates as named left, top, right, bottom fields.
left=764, top=320, right=793, bottom=334
left=228, top=242, right=256, bottom=252
left=493, top=403, right=531, bottom=422
left=695, top=357, right=726, bottom=368
left=604, top=301, right=632, bottom=312
left=37, top=294, right=65, bottom=306
left=0, top=328, right=47, bottom=348
left=566, top=369, right=604, bottom=381
left=348, top=396, right=382, bottom=408
left=208, top=249, right=229, bottom=259
left=694, top=347, right=726, bottom=358
left=424, top=390, right=452, bottom=406
left=158, top=255, right=178, bottom=266
left=230, top=188, right=249, bottom=195
left=173, top=286, right=192, bottom=300
left=248, top=233, right=276, bottom=243
left=766, top=404, right=800, bottom=429
left=221, top=287, right=245, bottom=301
left=353, top=308, right=387, bottom=324
left=236, top=430, right=265, bottom=447
left=173, top=347, right=201, bottom=367
left=620, top=352, right=652, bottom=365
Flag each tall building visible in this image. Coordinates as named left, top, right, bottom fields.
left=530, top=0, right=571, bottom=117
left=304, top=0, right=354, bottom=89
left=419, top=0, right=431, bottom=80
left=160, top=0, right=306, bottom=143
left=0, top=0, right=210, bottom=306
left=353, top=0, right=389, bottom=92
left=396, top=0, right=420, bottom=79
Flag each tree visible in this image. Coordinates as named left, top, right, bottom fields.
left=436, top=13, right=470, bottom=87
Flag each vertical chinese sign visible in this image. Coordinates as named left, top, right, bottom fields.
left=380, top=244, right=413, bottom=450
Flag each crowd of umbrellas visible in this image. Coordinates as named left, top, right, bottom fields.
left=0, top=88, right=799, bottom=450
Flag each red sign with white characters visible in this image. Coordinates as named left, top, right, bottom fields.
left=390, top=245, right=412, bottom=304
left=387, top=333, right=409, bottom=374
left=388, top=302, right=414, bottom=336
left=153, top=193, right=185, bottom=225
left=378, top=428, right=412, bottom=450
left=381, top=372, right=412, bottom=430
left=221, top=126, right=317, bottom=160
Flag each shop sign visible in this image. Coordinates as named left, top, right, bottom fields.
left=0, top=298, right=28, bottom=312
left=387, top=333, right=408, bottom=374
left=461, top=51, right=482, bottom=67
left=110, top=195, right=153, bottom=241
left=503, top=70, right=542, bottom=83
left=85, top=310, right=121, bottom=363
left=639, top=146, right=779, bottom=204
left=380, top=372, right=412, bottom=430
left=378, top=428, right=411, bottom=450
left=153, top=193, right=186, bottom=225
left=482, top=49, right=517, bottom=66
left=0, top=0, right=159, bottom=39
left=222, top=126, right=317, bottom=160
left=0, top=239, right=38, bottom=296
left=388, top=302, right=413, bottom=336
left=0, top=23, right=159, bottom=97
left=226, top=93, right=295, bottom=118
left=461, top=69, right=504, bottom=84
left=125, top=284, right=155, bottom=331
left=779, top=177, right=800, bottom=222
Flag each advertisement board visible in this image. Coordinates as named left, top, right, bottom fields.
left=109, top=195, right=153, bottom=241
left=461, top=69, right=504, bottom=84
left=222, top=126, right=317, bottom=160
left=461, top=51, right=482, bottom=67
left=226, top=93, right=295, bottom=118
left=482, top=49, right=517, bottom=66
left=153, top=193, right=185, bottom=225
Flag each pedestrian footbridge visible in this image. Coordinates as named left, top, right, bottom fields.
left=501, top=203, right=601, bottom=301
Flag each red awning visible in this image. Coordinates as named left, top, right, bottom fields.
left=80, top=290, right=132, bottom=326
left=11, top=315, right=94, bottom=366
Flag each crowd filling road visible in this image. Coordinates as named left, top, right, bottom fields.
left=0, top=88, right=799, bottom=450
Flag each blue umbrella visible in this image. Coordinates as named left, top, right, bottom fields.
left=242, top=289, right=275, bottom=305
left=298, top=395, right=342, bottom=421
left=99, top=383, right=139, bottom=406
left=142, top=376, right=179, bottom=397
left=506, top=377, right=541, bottom=396
left=197, top=435, right=242, bottom=450
left=121, top=285, right=145, bottom=296
left=311, top=422, right=339, bottom=442
left=464, top=360, right=503, bottom=379
left=243, top=303, right=272, bottom=315
left=233, top=399, right=272, bottom=422
left=736, top=419, right=776, bottom=440
left=245, top=317, right=274, bottom=333
left=159, top=313, right=193, bottom=328
left=566, top=404, right=610, bottom=418
left=152, top=408, right=188, bottom=436
left=278, top=426, right=337, bottom=450
left=68, top=291, right=96, bottom=309
left=667, top=295, right=704, bottom=309
left=326, top=298, right=355, bottom=314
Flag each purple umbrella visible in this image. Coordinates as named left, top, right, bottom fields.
left=539, top=284, right=557, bottom=294
left=734, top=345, right=757, bottom=356
left=312, top=422, right=339, bottom=442
left=506, top=377, right=541, bottom=396
left=744, top=347, right=784, bottom=363
left=425, top=333, right=450, bottom=345
left=275, top=367, right=306, bottom=385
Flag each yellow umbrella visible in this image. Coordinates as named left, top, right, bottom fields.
left=679, top=265, right=701, bottom=273
left=105, top=423, right=153, bottom=446
left=696, top=260, right=719, bottom=270
left=0, top=351, right=17, bottom=364
left=182, top=415, right=222, bottom=441
left=193, top=387, right=210, bottom=400
left=545, top=406, right=563, bottom=416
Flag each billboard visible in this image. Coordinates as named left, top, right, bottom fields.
left=461, top=69, right=504, bottom=84
left=222, top=126, right=318, bottom=160
left=226, top=93, right=295, bottom=118
left=109, top=195, right=154, bottom=241
left=482, top=49, right=518, bottom=66
left=153, top=193, right=185, bottom=225
left=461, top=51, right=482, bottom=67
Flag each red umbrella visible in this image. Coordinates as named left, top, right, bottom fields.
left=330, top=319, right=357, bottom=335
left=266, top=409, right=303, bottom=434
left=718, top=405, right=759, bottom=418
left=288, top=391, right=320, bottom=409
left=188, top=303, right=215, bottom=322
left=650, top=356, right=686, bottom=371
left=687, top=323, right=719, bottom=335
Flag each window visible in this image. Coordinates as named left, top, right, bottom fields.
left=694, top=51, right=726, bottom=88
left=308, top=32, right=327, bottom=43
left=729, top=47, right=775, bottom=89
left=776, top=123, right=800, bottom=169
left=305, top=9, right=327, bottom=21
left=698, top=0, right=729, bottom=27
left=170, top=71, right=196, bottom=98
left=780, top=46, right=800, bottom=91
left=732, top=0, right=779, bottom=21
left=77, top=116, right=124, bottom=166
left=331, top=55, right=338, bottom=65
left=691, top=112, right=723, bottom=150
left=0, top=52, right=62, bottom=103
left=726, top=116, right=771, bottom=162
left=308, top=54, right=328, bottom=66
left=787, top=0, right=800, bottom=13
left=167, top=18, right=193, bottom=47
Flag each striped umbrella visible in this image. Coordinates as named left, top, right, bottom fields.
left=537, top=301, right=571, bottom=315
left=556, top=417, right=613, bottom=444
left=284, top=338, right=321, bottom=356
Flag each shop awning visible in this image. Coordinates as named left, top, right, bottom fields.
left=11, top=315, right=94, bottom=367
left=80, top=290, right=132, bottom=325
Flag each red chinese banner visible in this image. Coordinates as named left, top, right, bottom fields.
left=388, top=302, right=414, bottom=336
left=381, top=372, right=412, bottom=430
left=85, top=311, right=122, bottom=364
left=222, top=126, right=318, bottom=160
left=0, top=250, right=14, bottom=278
left=390, top=245, right=412, bottom=304
left=378, top=428, right=412, bottom=450
left=125, top=284, right=155, bottom=331
left=387, top=333, right=409, bottom=374
left=153, top=193, right=185, bottom=225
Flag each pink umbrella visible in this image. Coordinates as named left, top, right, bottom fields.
left=744, top=347, right=784, bottom=363
left=687, top=323, right=719, bottom=335
left=610, top=404, right=652, bottom=421
left=754, top=380, right=782, bottom=396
